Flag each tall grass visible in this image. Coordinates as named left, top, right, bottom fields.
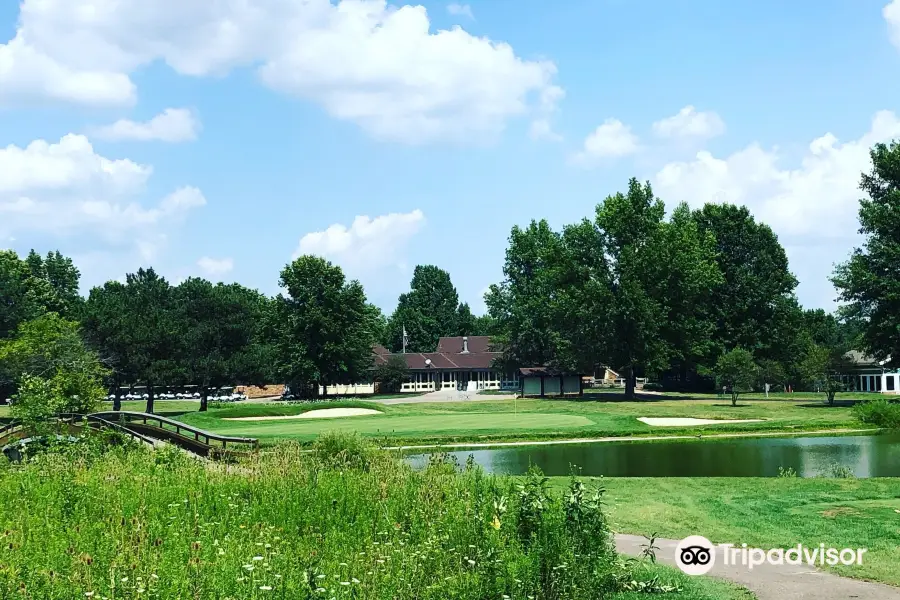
left=0, top=433, right=650, bottom=599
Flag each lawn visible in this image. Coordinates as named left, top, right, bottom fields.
left=175, top=397, right=865, bottom=446
left=550, top=477, right=900, bottom=587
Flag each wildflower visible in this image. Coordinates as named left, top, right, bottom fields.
left=137, top=589, right=145, bottom=593
left=151, top=574, right=159, bottom=580
left=253, top=556, right=264, bottom=561
left=218, top=549, right=225, bottom=555
left=467, top=559, right=476, bottom=566
left=243, top=564, right=255, bottom=571
left=259, top=586, right=272, bottom=591
left=85, top=593, right=94, bottom=598
left=340, top=582, right=350, bottom=586
left=339, top=562, right=348, bottom=567
left=121, top=577, right=128, bottom=583
left=315, top=588, right=326, bottom=593
left=352, top=578, right=360, bottom=584
left=317, top=574, right=326, bottom=579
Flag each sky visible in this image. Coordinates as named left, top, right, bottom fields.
left=2, top=0, right=900, bottom=315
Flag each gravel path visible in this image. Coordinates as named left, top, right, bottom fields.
left=615, top=534, right=899, bottom=599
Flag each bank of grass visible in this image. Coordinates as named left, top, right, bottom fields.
left=176, top=397, right=864, bottom=446
left=554, top=477, right=900, bottom=587
left=0, top=436, right=751, bottom=600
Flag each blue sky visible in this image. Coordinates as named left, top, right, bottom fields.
left=2, top=0, right=899, bottom=315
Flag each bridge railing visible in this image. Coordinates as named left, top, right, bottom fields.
left=91, top=411, right=259, bottom=451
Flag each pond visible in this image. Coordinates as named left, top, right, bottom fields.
left=406, top=432, right=900, bottom=478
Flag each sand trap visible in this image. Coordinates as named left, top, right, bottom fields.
left=225, top=408, right=382, bottom=421
left=638, top=417, right=765, bottom=427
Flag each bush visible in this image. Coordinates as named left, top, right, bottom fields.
left=312, top=430, right=377, bottom=471
left=642, top=382, right=664, bottom=392
left=852, top=398, right=900, bottom=428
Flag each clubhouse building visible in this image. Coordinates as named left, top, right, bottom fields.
left=374, top=336, right=520, bottom=392
left=843, top=350, right=900, bottom=394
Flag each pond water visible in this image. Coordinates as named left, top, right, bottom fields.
left=406, top=432, right=900, bottom=478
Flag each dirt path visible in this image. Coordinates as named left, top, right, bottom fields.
left=615, top=534, right=899, bottom=599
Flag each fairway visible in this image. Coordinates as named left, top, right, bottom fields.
left=174, top=397, right=864, bottom=446
left=189, top=412, right=594, bottom=440
left=553, top=477, right=900, bottom=587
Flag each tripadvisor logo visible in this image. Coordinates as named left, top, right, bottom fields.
left=674, top=536, right=868, bottom=575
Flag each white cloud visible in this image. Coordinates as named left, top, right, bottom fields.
left=652, top=105, right=725, bottom=140
left=197, top=256, right=234, bottom=277
left=447, top=3, right=474, bottom=19
left=572, top=119, right=639, bottom=164
left=0, top=0, right=561, bottom=144
left=293, top=210, right=426, bottom=277
left=529, top=119, right=562, bottom=142
left=92, top=108, right=201, bottom=143
left=653, top=110, right=900, bottom=308
left=0, top=134, right=205, bottom=250
left=886, top=0, right=900, bottom=49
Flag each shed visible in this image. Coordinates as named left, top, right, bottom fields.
left=518, top=367, right=584, bottom=397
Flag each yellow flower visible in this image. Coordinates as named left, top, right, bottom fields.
left=490, top=515, right=501, bottom=530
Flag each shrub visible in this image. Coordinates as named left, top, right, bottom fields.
left=312, top=430, right=376, bottom=471
left=852, top=398, right=900, bottom=429
left=642, top=382, right=664, bottom=392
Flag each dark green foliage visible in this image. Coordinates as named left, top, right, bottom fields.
left=386, top=265, right=476, bottom=352
left=373, top=355, right=410, bottom=394
left=272, top=256, right=377, bottom=394
left=172, top=278, right=273, bottom=411
left=714, top=348, right=757, bottom=406
left=833, top=141, right=900, bottom=367
left=692, top=203, right=797, bottom=360
left=852, top=398, right=900, bottom=428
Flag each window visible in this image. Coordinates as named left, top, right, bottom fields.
left=887, top=376, right=896, bottom=391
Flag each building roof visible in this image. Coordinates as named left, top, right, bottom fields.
left=844, top=350, right=885, bottom=366
left=519, top=367, right=584, bottom=377
left=436, top=336, right=495, bottom=354
left=373, top=335, right=500, bottom=370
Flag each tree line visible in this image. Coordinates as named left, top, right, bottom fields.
left=1, top=140, right=897, bottom=415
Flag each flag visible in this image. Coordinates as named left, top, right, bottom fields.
left=402, top=326, right=408, bottom=353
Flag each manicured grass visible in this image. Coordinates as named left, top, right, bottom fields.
left=176, top=397, right=864, bottom=446
left=0, top=400, right=201, bottom=418
left=0, top=438, right=751, bottom=600
left=552, top=477, right=900, bottom=587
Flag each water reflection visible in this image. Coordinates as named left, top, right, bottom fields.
left=406, top=433, right=900, bottom=478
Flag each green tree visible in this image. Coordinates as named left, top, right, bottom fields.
left=455, top=302, right=478, bottom=336
left=272, top=256, right=376, bottom=396
left=657, top=203, right=723, bottom=386
left=172, top=279, right=272, bottom=411
left=798, top=342, right=850, bottom=406
left=693, top=204, right=798, bottom=360
left=486, top=220, right=566, bottom=371
left=714, top=348, right=757, bottom=406
left=83, top=268, right=180, bottom=413
left=373, top=355, right=410, bottom=394
left=594, top=179, right=670, bottom=398
left=832, top=141, right=900, bottom=367
left=0, top=314, right=107, bottom=426
left=755, top=358, right=787, bottom=393
left=23, top=250, right=83, bottom=319
left=473, top=313, right=499, bottom=337
left=386, top=265, right=462, bottom=352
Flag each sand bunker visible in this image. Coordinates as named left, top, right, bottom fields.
left=225, top=408, right=382, bottom=421
left=637, top=417, right=765, bottom=427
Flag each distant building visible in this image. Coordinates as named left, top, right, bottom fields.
left=842, top=351, right=900, bottom=394
left=374, top=336, right=520, bottom=392
left=518, top=367, right=585, bottom=397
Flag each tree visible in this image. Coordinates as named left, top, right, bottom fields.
left=0, top=314, right=108, bottom=427
left=798, top=343, right=850, bottom=406
left=172, top=279, right=272, bottom=411
left=755, top=358, right=787, bottom=394
left=593, top=179, right=670, bottom=398
left=386, top=265, right=462, bottom=352
left=0, top=249, right=82, bottom=343
left=373, top=355, right=410, bottom=394
left=486, top=220, right=566, bottom=371
left=473, top=313, right=499, bottom=337
left=455, top=302, right=479, bottom=336
left=272, top=256, right=377, bottom=396
left=82, top=268, right=180, bottom=413
left=692, top=204, right=797, bottom=360
left=23, top=250, right=83, bottom=319
left=657, top=203, right=723, bottom=388
left=714, top=348, right=757, bottom=406
left=832, top=141, right=900, bottom=367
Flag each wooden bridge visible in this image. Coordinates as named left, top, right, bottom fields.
left=0, top=411, right=258, bottom=459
